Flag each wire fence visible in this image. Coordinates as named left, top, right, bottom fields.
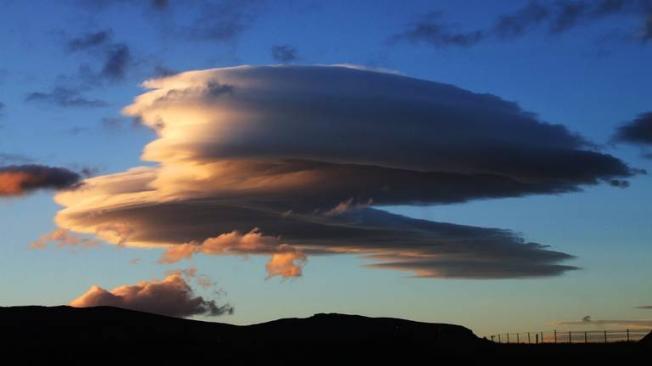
left=487, top=329, right=650, bottom=344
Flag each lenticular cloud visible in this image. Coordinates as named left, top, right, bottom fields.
left=54, top=65, right=635, bottom=279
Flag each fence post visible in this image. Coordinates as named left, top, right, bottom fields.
left=568, top=331, right=572, bottom=344
left=626, top=329, right=630, bottom=342
left=584, top=331, right=588, bottom=343
left=516, top=333, right=520, bottom=344
left=507, top=333, right=510, bottom=343
left=498, top=334, right=501, bottom=343
left=554, top=330, right=557, bottom=343
left=540, top=331, right=544, bottom=344
left=604, top=330, right=607, bottom=343
left=528, top=332, right=531, bottom=344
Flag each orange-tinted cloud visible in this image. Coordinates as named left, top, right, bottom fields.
left=30, top=228, right=98, bottom=249
left=266, top=246, right=307, bottom=278
left=160, top=229, right=280, bottom=262
left=70, top=272, right=233, bottom=318
left=0, top=165, right=80, bottom=197
left=160, top=229, right=306, bottom=278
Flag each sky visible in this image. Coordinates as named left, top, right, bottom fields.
left=1, top=0, right=652, bottom=337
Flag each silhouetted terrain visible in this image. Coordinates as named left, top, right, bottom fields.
left=0, top=306, right=649, bottom=365
left=642, top=331, right=652, bottom=345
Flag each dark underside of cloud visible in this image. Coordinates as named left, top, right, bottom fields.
left=392, top=0, right=652, bottom=48
left=54, top=65, right=637, bottom=279
left=614, top=112, right=652, bottom=145
left=0, top=164, right=81, bottom=197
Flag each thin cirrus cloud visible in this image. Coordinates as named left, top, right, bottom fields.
left=392, top=0, right=652, bottom=48
left=52, top=65, right=637, bottom=279
left=25, top=87, right=108, bottom=108
left=0, top=165, right=81, bottom=197
left=70, top=271, right=233, bottom=318
left=558, top=317, right=652, bottom=329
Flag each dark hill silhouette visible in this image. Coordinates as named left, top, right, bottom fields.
left=0, top=306, right=482, bottom=364
left=0, top=306, right=650, bottom=365
left=642, top=331, right=652, bottom=346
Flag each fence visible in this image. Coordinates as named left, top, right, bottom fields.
left=487, top=329, right=650, bottom=344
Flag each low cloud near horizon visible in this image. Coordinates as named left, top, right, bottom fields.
left=70, top=271, right=233, bottom=318
left=558, top=316, right=652, bottom=330
left=51, top=65, right=638, bottom=279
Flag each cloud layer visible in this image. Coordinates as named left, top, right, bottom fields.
left=70, top=272, right=233, bottom=318
left=53, top=65, right=635, bottom=279
left=0, top=165, right=81, bottom=197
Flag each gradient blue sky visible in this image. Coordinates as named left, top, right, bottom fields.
left=1, top=0, right=651, bottom=336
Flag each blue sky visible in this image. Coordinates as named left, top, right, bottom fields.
left=1, top=0, right=651, bottom=336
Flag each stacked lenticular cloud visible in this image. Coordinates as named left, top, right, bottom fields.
left=53, top=65, right=636, bottom=278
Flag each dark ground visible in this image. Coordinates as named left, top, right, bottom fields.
left=0, top=306, right=649, bottom=365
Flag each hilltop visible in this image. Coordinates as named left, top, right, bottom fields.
left=0, top=306, right=650, bottom=365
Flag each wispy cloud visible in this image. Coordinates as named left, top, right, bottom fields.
left=30, top=228, right=99, bottom=249
left=183, top=0, right=266, bottom=43
left=66, top=29, right=132, bottom=82
left=271, top=44, right=298, bottom=63
left=25, top=87, right=108, bottom=108
left=558, top=315, right=652, bottom=330
left=390, top=12, right=484, bottom=48
left=393, top=0, right=652, bottom=48
left=67, top=30, right=112, bottom=51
